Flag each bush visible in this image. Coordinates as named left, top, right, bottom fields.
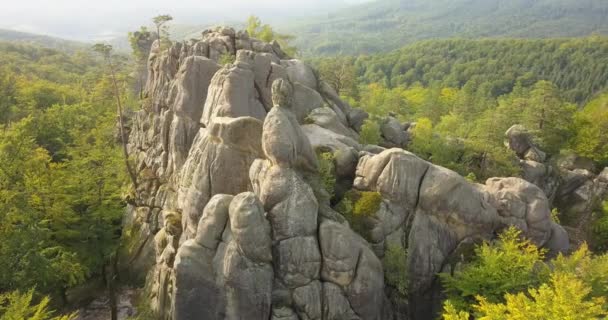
left=0, top=289, right=75, bottom=320
left=474, top=272, right=607, bottom=319
left=440, top=227, right=548, bottom=313
left=218, top=53, right=235, bottom=66
left=336, top=190, right=383, bottom=240
left=442, top=229, right=608, bottom=319
left=384, top=244, right=408, bottom=297
left=317, top=151, right=336, bottom=199
left=592, top=201, right=608, bottom=252
left=359, top=118, right=382, bottom=145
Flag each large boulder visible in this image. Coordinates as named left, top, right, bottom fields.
left=352, top=148, right=568, bottom=319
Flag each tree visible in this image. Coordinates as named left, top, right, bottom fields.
left=245, top=15, right=297, bottom=56
left=571, top=92, right=608, bottom=165
left=92, top=43, right=138, bottom=189
left=152, top=14, right=173, bottom=46
left=440, top=227, right=548, bottom=313
left=128, top=27, right=154, bottom=98
left=522, top=81, right=576, bottom=153
left=318, top=56, right=358, bottom=98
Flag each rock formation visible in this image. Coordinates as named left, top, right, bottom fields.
left=121, top=27, right=574, bottom=320
left=505, top=125, right=608, bottom=245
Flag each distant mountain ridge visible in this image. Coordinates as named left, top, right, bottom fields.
left=0, top=29, right=87, bottom=51
left=281, top=0, right=608, bottom=56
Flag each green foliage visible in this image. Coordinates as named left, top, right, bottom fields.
left=442, top=301, right=470, bottom=320
left=152, top=15, right=173, bottom=48
left=474, top=272, right=607, bottom=320
left=351, top=37, right=608, bottom=105
left=292, top=0, right=608, bottom=81
left=0, top=289, right=76, bottom=320
left=315, top=56, right=358, bottom=99
left=571, top=93, right=608, bottom=165
left=383, top=245, right=408, bottom=297
left=246, top=16, right=297, bottom=57
left=442, top=231, right=608, bottom=318
left=353, top=191, right=382, bottom=217
left=336, top=190, right=382, bottom=239
left=359, top=118, right=382, bottom=145
left=441, top=227, right=548, bottom=313
left=550, top=208, right=561, bottom=224
left=0, top=41, right=129, bottom=302
left=592, top=201, right=608, bottom=252
left=218, top=53, right=236, bottom=66
left=317, top=152, right=336, bottom=199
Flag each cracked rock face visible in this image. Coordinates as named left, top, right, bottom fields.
left=122, top=27, right=573, bottom=320
left=352, top=148, right=569, bottom=318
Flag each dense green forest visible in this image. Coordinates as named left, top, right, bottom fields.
left=283, top=0, right=608, bottom=56
left=314, top=36, right=608, bottom=180
left=351, top=37, right=608, bottom=104
left=0, top=41, right=132, bottom=317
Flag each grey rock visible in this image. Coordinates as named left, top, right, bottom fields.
left=281, top=59, right=318, bottom=89
left=200, top=62, right=267, bottom=126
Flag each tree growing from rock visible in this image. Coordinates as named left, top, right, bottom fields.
left=152, top=14, right=173, bottom=48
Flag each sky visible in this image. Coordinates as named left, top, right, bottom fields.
left=0, top=0, right=372, bottom=41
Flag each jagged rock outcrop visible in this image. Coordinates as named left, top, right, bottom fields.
left=352, top=148, right=568, bottom=318
left=505, top=125, right=608, bottom=244
left=122, top=27, right=574, bottom=320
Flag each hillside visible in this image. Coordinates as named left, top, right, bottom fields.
left=283, top=0, right=608, bottom=55
left=0, top=29, right=86, bottom=51
left=349, top=36, right=608, bottom=104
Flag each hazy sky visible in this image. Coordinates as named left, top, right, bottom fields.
left=0, top=0, right=371, bottom=41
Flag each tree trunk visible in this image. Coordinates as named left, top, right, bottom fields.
left=107, top=255, right=118, bottom=320
left=106, top=57, right=138, bottom=189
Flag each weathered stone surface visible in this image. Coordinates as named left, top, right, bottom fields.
left=276, top=237, right=321, bottom=288
left=380, top=116, right=409, bottom=148
left=485, top=177, right=554, bottom=247
left=178, top=117, right=263, bottom=244
left=229, top=192, right=273, bottom=263
left=306, top=107, right=359, bottom=139
left=293, top=281, right=323, bottom=320
left=172, top=192, right=273, bottom=320
left=322, top=282, right=360, bottom=320
left=302, top=124, right=361, bottom=153
left=506, top=124, right=545, bottom=161
left=351, top=148, right=567, bottom=319
left=281, top=59, right=318, bottom=89
left=200, top=59, right=266, bottom=126
left=262, top=79, right=319, bottom=172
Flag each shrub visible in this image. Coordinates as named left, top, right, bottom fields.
left=353, top=191, right=383, bottom=217
left=336, top=190, right=383, bottom=240
left=359, top=118, right=382, bottom=145
left=218, top=53, right=235, bottom=66
left=474, top=272, right=607, bottom=319
left=317, top=151, right=336, bottom=199
left=442, top=301, right=470, bottom=320
left=384, top=244, right=408, bottom=297
left=592, top=201, right=608, bottom=252
left=550, top=208, right=561, bottom=224
left=0, top=289, right=76, bottom=320
left=440, top=227, right=547, bottom=313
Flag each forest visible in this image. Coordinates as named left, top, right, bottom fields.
left=285, top=0, right=608, bottom=55
left=313, top=37, right=608, bottom=180
left=0, top=41, right=132, bottom=318
left=0, top=12, right=607, bottom=320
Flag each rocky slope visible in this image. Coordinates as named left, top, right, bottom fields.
left=120, top=27, right=582, bottom=320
